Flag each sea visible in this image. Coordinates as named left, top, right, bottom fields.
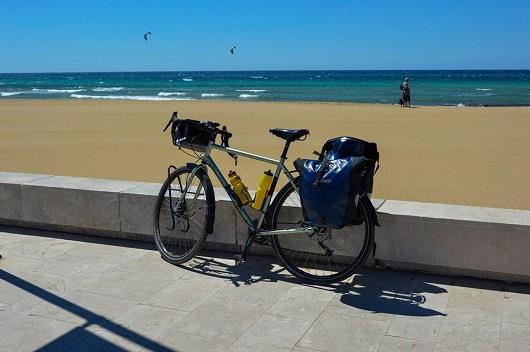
left=1, top=70, right=529, bottom=106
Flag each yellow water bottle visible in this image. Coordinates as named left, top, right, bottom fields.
left=251, top=170, right=274, bottom=211
left=228, top=170, right=252, bottom=205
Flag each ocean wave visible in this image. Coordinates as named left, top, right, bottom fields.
left=70, top=94, right=195, bottom=101
left=239, top=94, right=259, bottom=98
left=236, top=89, right=267, bottom=93
left=201, top=93, right=225, bottom=97
left=47, top=89, right=84, bottom=93
left=182, top=78, right=193, bottom=82
left=1, top=92, right=24, bottom=97
left=475, top=88, right=492, bottom=91
left=92, top=87, right=124, bottom=92
left=457, top=103, right=465, bottom=107
left=157, top=92, right=187, bottom=96
left=250, top=76, right=264, bottom=79
left=29, top=88, right=84, bottom=93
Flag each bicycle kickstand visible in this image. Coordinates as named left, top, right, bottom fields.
left=234, top=230, right=256, bottom=266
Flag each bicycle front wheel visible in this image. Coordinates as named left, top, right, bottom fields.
left=154, top=165, right=214, bottom=265
left=268, top=178, right=374, bottom=284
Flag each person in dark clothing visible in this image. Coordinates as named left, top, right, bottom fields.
left=400, top=77, right=411, bottom=107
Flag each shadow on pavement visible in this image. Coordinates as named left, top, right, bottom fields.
left=340, top=271, right=448, bottom=317
left=0, top=269, right=177, bottom=352
left=180, top=255, right=448, bottom=317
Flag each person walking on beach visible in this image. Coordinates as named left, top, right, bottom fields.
left=400, top=77, right=411, bottom=107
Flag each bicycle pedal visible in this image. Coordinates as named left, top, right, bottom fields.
left=234, top=254, right=245, bottom=266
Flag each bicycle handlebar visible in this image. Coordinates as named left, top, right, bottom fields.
left=163, top=111, right=232, bottom=147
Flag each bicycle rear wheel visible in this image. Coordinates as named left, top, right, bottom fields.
left=268, top=177, right=374, bottom=284
left=154, top=165, right=214, bottom=265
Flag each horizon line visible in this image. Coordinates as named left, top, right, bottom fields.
left=2, top=68, right=530, bottom=75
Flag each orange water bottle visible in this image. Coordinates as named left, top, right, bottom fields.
left=251, top=170, right=274, bottom=211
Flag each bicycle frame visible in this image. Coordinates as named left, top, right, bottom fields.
left=183, top=140, right=316, bottom=237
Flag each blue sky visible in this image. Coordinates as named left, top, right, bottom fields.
left=1, top=0, right=529, bottom=72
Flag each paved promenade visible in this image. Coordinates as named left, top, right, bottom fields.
left=0, top=226, right=529, bottom=352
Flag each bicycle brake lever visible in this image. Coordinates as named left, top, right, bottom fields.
left=229, top=152, right=238, bottom=166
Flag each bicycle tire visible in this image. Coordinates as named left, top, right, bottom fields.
left=154, top=165, right=214, bottom=265
left=268, top=177, right=374, bottom=284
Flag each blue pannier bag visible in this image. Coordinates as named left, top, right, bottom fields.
left=294, top=137, right=379, bottom=229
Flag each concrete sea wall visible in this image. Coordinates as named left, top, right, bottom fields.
left=1, top=172, right=529, bottom=283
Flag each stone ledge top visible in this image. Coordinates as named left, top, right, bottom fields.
left=2, top=171, right=529, bottom=227
left=378, top=199, right=530, bottom=226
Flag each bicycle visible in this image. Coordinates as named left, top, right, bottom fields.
left=154, top=112, right=379, bottom=284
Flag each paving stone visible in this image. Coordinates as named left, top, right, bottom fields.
left=298, top=312, right=390, bottom=352
left=145, top=276, right=227, bottom=312
left=177, top=297, right=265, bottom=343
left=503, top=296, right=530, bottom=325
left=213, top=276, right=292, bottom=307
left=434, top=308, right=501, bottom=352
left=74, top=324, right=166, bottom=352
left=112, top=251, right=186, bottom=280
left=235, top=313, right=314, bottom=348
left=377, top=336, right=434, bottom=352
left=266, top=293, right=329, bottom=321
left=0, top=314, right=81, bottom=351
left=78, top=269, right=174, bottom=302
left=26, top=253, right=99, bottom=278
left=0, top=253, right=44, bottom=272
left=500, top=321, right=530, bottom=352
left=447, top=277, right=505, bottom=311
left=64, top=240, right=132, bottom=258
left=0, top=269, right=65, bottom=306
left=387, top=315, right=444, bottom=342
left=29, top=290, right=138, bottom=325
left=1, top=236, right=79, bottom=260
left=158, top=329, right=232, bottom=351
left=0, top=232, right=26, bottom=246
left=229, top=342, right=291, bottom=352
left=115, top=304, right=187, bottom=339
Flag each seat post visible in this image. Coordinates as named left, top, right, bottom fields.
left=280, top=141, right=291, bottom=160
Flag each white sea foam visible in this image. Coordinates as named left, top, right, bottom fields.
left=92, top=87, right=124, bottom=92
left=1, top=92, right=23, bottom=97
left=157, top=92, right=187, bottom=96
left=29, top=88, right=84, bottom=93
left=201, top=93, right=225, bottom=97
left=182, top=78, right=193, bottom=82
left=236, top=89, right=267, bottom=93
left=239, top=94, right=259, bottom=98
left=475, top=88, right=492, bottom=91
left=47, top=89, right=84, bottom=93
left=70, top=94, right=195, bottom=101
left=456, top=103, right=465, bottom=107
left=250, top=76, right=264, bottom=79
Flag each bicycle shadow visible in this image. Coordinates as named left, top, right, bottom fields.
left=339, top=269, right=448, bottom=317
left=182, top=250, right=349, bottom=292
left=181, top=252, right=448, bottom=317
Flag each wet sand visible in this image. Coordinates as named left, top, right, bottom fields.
left=1, top=99, right=529, bottom=210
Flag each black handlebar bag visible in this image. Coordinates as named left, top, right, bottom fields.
left=294, top=136, right=379, bottom=229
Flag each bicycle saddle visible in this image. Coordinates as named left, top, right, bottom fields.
left=269, top=128, right=309, bottom=142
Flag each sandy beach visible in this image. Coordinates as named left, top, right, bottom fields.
left=1, top=99, right=529, bottom=210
